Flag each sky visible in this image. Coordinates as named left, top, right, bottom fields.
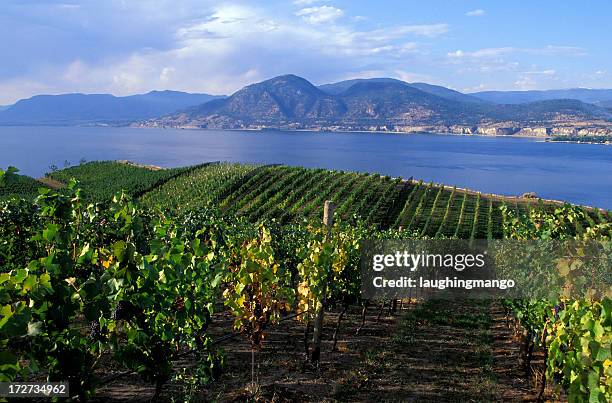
left=1, top=0, right=611, bottom=104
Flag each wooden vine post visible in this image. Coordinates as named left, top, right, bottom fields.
left=310, top=200, right=334, bottom=363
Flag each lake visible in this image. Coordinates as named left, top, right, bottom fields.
left=0, top=126, right=610, bottom=209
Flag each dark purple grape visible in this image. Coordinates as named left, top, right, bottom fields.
left=112, top=300, right=136, bottom=321
left=89, top=321, right=104, bottom=341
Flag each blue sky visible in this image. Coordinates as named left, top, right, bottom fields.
left=1, top=0, right=611, bottom=104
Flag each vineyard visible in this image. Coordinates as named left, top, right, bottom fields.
left=0, top=169, right=49, bottom=201
left=39, top=161, right=610, bottom=237
left=0, top=161, right=610, bottom=402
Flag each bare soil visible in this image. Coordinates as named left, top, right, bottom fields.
left=92, top=300, right=560, bottom=402
left=36, top=177, right=65, bottom=189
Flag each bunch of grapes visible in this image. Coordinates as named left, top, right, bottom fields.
left=112, top=300, right=135, bottom=321
left=552, top=302, right=565, bottom=320
left=89, top=321, right=105, bottom=341
left=112, top=300, right=145, bottom=326
left=174, top=297, right=185, bottom=312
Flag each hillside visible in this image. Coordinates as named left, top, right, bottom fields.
left=319, top=78, right=487, bottom=104
left=145, top=75, right=612, bottom=135
left=0, top=173, right=48, bottom=200
left=335, top=80, right=491, bottom=125
left=0, top=90, right=223, bottom=125
left=21, top=161, right=608, bottom=237
left=595, top=99, right=612, bottom=109
left=45, top=161, right=194, bottom=202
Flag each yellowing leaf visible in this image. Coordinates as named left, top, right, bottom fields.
left=557, top=259, right=570, bottom=276
left=101, top=256, right=114, bottom=269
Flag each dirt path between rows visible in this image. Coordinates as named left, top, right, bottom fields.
left=93, top=300, right=555, bottom=402
left=354, top=299, right=554, bottom=402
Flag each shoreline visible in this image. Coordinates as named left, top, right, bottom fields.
left=546, top=139, right=611, bottom=145
left=132, top=125, right=611, bottom=143
left=132, top=125, right=548, bottom=140
left=3, top=123, right=611, bottom=144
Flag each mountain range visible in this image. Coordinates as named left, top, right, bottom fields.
left=0, top=90, right=223, bottom=125
left=147, top=74, right=612, bottom=135
left=2, top=75, right=612, bottom=136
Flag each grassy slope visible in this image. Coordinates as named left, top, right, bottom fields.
left=46, top=161, right=194, bottom=202
left=5, top=161, right=608, bottom=239
left=137, top=163, right=603, bottom=238
left=0, top=174, right=48, bottom=201
left=140, top=162, right=259, bottom=211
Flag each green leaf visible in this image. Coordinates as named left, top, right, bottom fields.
left=592, top=321, right=604, bottom=339
left=113, top=240, right=127, bottom=261
left=12, top=269, right=28, bottom=284
left=594, top=342, right=610, bottom=362
left=0, top=350, right=18, bottom=366
left=210, top=273, right=223, bottom=289
left=39, top=273, right=52, bottom=292
left=21, top=274, right=37, bottom=293
left=43, top=223, right=59, bottom=241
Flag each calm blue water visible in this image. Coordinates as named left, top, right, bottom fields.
left=0, top=126, right=610, bottom=209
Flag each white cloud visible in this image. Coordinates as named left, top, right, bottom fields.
left=292, top=0, right=322, bottom=5
left=447, top=46, right=586, bottom=59
left=448, top=47, right=516, bottom=58
left=394, top=70, right=434, bottom=83
left=57, top=4, right=81, bottom=10
left=0, top=78, right=56, bottom=103
left=393, top=24, right=449, bottom=37
left=295, top=6, right=344, bottom=24
left=462, top=83, right=487, bottom=92
left=0, top=3, right=447, bottom=102
left=536, top=45, right=587, bottom=56
left=325, top=69, right=438, bottom=86
left=514, top=69, right=561, bottom=90
left=514, top=76, right=537, bottom=89
left=465, top=9, right=485, bottom=17
left=522, top=69, right=556, bottom=75
left=176, top=5, right=279, bottom=40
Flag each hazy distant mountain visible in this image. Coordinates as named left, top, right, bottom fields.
left=319, top=78, right=486, bottom=104
left=151, top=74, right=611, bottom=131
left=470, top=88, right=612, bottom=104
left=407, top=82, right=488, bottom=104
left=0, top=90, right=224, bottom=125
left=0, top=105, right=8, bottom=111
